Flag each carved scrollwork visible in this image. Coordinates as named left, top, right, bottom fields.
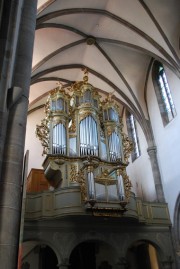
left=77, top=170, right=87, bottom=201
left=70, top=165, right=78, bottom=183
left=70, top=165, right=87, bottom=201
left=36, top=118, right=49, bottom=155
left=79, top=111, right=92, bottom=121
left=122, top=133, right=133, bottom=163
left=69, top=115, right=76, bottom=133
left=117, top=167, right=132, bottom=201
left=95, top=169, right=116, bottom=185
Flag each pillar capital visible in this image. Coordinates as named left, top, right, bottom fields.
left=147, top=146, right=157, bottom=155
left=58, top=258, right=70, bottom=269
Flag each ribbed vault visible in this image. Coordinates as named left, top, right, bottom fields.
left=30, top=0, right=180, bottom=144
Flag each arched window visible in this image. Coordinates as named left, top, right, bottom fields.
left=126, top=112, right=140, bottom=162
left=152, top=61, right=176, bottom=125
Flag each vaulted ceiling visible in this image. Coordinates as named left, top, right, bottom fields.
left=30, top=0, right=180, bottom=135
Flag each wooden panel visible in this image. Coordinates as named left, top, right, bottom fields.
left=27, top=169, right=49, bottom=193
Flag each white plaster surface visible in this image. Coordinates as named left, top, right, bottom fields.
left=126, top=120, right=157, bottom=202
left=25, top=108, right=45, bottom=175
left=147, top=66, right=180, bottom=222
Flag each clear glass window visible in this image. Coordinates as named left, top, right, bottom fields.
left=153, top=61, right=176, bottom=125
left=126, top=113, right=140, bottom=162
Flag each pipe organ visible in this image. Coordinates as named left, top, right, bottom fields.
left=36, top=70, right=133, bottom=212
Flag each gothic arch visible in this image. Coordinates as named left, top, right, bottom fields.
left=69, top=239, right=118, bottom=269
left=22, top=239, right=60, bottom=266
left=125, top=239, right=163, bottom=269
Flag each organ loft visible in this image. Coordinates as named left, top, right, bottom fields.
left=36, top=70, right=133, bottom=215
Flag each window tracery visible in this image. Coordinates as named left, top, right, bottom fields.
left=152, top=61, right=176, bottom=125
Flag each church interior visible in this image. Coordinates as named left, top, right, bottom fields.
left=0, top=1, right=180, bottom=269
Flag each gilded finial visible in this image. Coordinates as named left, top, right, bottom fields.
left=82, top=68, right=89, bottom=84
left=107, top=90, right=115, bottom=101
left=56, top=81, right=63, bottom=89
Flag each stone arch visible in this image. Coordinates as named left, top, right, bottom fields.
left=68, top=239, right=118, bottom=269
left=22, top=239, right=60, bottom=267
left=66, top=231, right=118, bottom=259
left=125, top=239, right=166, bottom=269
left=69, top=239, right=118, bottom=269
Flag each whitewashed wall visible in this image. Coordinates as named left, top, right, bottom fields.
left=25, top=107, right=45, bottom=175
left=146, top=65, right=180, bottom=222
left=124, top=118, right=157, bottom=202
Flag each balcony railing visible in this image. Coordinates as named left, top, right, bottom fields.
left=25, top=186, right=171, bottom=226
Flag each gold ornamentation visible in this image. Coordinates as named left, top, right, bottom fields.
left=106, top=125, right=117, bottom=136
left=79, top=111, right=92, bottom=121
left=70, top=165, right=78, bottom=183
left=100, top=127, right=105, bottom=139
left=92, top=207, right=126, bottom=217
left=36, top=70, right=133, bottom=212
left=101, top=92, right=120, bottom=111
left=77, top=170, right=87, bottom=201
left=82, top=67, right=89, bottom=84
left=69, top=115, right=76, bottom=133
left=122, top=133, right=134, bottom=163
left=117, top=167, right=132, bottom=201
left=70, top=165, right=87, bottom=201
left=53, top=120, right=65, bottom=127
left=95, top=169, right=116, bottom=185
left=36, top=118, right=49, bottom=155
left=87, top=164, right=95, bottom=173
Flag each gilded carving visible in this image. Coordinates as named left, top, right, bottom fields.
left=36, top=118, right=49, bottom=155
left=92, top=208, right=125, bottom=217
left=70, top=165, right=78, bottom=183
left=77, top=170, right=87, bottom=202
left=79, top=111, right=92, bottom=121
left=70, top=165, right=87, bottom=201
left=95, top=169, right=116, bottom=185
left=122, top=133, right=134, bottom=163
left=69, top=115, right=76, bottom=133
left=106, top=124, right=119, bottom=137
left=117, top=167, right=132, bottom=201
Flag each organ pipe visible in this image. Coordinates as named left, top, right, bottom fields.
left=36, top=70, right=133, bottom=207
left=108, top=132, right=121, bottom=161
left=52, top=123, right=66, bottom=155
left=80, top=116, right=98, bottom=156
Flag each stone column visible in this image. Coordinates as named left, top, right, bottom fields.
left=0, top=0, right=20, bottom=183
left=0, top=0, right=37, bottom=268
left=147, top=146, right=165, bottom=202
